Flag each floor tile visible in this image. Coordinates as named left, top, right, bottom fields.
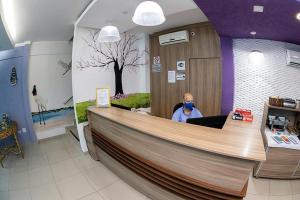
left=294, top=194, right=300, bottom=200
left=30, top=183, right=61, bottom=200
left=56, top=173, right=94, bottom=200
left=247, top=176, right=270, bottom=195
left=51, top=159, right=80, bottom=181
left=0, top=191, right=9, bottom=200
left=9, top=171, right=29, bottom=190
left=99, top=180, right=146, bottom=200
left=83, top=164, right=119, bottom=191
left=28, top=155, right=49, bottom=169
left=41, top=139, right=66, bottom=153
left=270, top=180, right=292, bottom=196
left=24, top=143, right=45, bottom=158
left=9, top=189, right=31, bottom=200
left=7, top=156, right=28, bottom=174
left=46, top=149, right=70, bottom=164
left=291, top=180, right=300, bottom=195
left=72, top=155, right=98, bottom=171
left=268, top=195, right=293, bottom=200
left=244, top=194, right=268, bottom=200
left=0, top=174, right=9, bottom=191
left=29, top=166, right=54, bottom=187
left=80, top=192, right=104, bottom=200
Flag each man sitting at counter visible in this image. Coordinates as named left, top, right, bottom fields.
left=172, top=93, right=203, bottom=123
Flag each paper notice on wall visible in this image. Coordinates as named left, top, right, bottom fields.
left=96, top=88, right=110, bottom=107
left=177, top=61, right=186, bottom=71
left=152, top=64, right=161, bottom=72
left=176, top=72, right=185, bottom=81
left=153, top=56, right=160, bottom=64
left=168, top=71, right=176, bottom=83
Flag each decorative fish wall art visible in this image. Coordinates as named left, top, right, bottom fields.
left=10, top=66, right=17, bottom=86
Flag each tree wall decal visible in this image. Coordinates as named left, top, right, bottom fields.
left=77, top=30, right=146, bottom=96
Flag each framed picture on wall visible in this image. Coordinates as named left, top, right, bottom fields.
left=96, top=88, right=111, bottom=107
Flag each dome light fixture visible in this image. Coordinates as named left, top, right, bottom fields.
left=248, top=31, right=264, bottom=65
left=249, top=50, right=265, bottom=65
left=132, top=1, right=166, bottom=26
left=296, top=12, right=300, bottom=21
left=98, top=25, right=121, bottom=43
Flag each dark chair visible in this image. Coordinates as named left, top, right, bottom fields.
left=187, top=115, right=228, bottom=129
left=173, top=103, right=184, bottom=114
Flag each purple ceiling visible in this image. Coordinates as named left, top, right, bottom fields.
left=194, top=0, right=300, bottom=44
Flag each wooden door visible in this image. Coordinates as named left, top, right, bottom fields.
left=189, top=58, right=221, bottom=117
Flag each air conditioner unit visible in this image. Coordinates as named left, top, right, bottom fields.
left=287, top=50, right=300, bottom=67
left=159, top=30, right=189, bottom=46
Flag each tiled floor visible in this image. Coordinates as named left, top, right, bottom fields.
left=0, top=133, right=300, bottom=200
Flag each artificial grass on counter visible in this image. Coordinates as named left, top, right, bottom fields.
left=75, top=93, right=150, bottom=123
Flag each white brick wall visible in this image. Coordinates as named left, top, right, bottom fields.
left=233, top=39, right=300, bottom=122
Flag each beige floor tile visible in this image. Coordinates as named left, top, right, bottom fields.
left=83, top=165, right=119, bottom=191
left=79, top=192, right=104, bottom=200
left=270, top=180, right=292, bottom=196
left=291, top=180, right=300, bottom=195
left=28, top=155, right=49, bottom=169
left=0, top=165, right=10, bottom=175
left=41, top=139, right=66, bottom=153
left=56, top=173, right=94, bottom=200
left=247, top=176, right=270, bottom=195
left=30, top=183, right=61, bottom=200
left=0, top=191, right=9, bottom=200
left=72, top=154, right=99, bottom=171
left=24, top=143, right=45, bottom=158
left=99, top=180, right=146, bottom=200
left=51, top=159, right=80, bottom=181
left=29, top=166, right=54, bottom=187
left=46, top=149, right=70, bottom=164
left=268, top=195, right=293, bottom=200
left=9, top=171, right=29, bottom=190
left=0, top=174, right=9, bottom=191
left=7, top=156, right=28, bottom=174
left=244, top=194, right=268, bottom=200
left=294, top=194, right=300, bottom=200
left=9, top=189, right=31, bottom=200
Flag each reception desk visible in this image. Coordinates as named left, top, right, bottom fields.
left=87, top=107, right=266, bottom=200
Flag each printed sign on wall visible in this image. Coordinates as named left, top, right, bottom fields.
left=176, top=72, right=186, bottom=81
left=177, top=61, right=186, bottom=71
left=168, top=70, right=176, bottom=83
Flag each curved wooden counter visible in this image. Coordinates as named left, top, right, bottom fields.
left=87, top=107, right=266, bottom=200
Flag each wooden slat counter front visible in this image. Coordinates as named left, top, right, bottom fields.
left=87, top=107, right=266, bottom=200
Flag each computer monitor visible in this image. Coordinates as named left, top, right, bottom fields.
left=186, top=115, right=228, bottom=129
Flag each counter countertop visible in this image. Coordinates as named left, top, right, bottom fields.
left=88, top=107, right=266, bottom=161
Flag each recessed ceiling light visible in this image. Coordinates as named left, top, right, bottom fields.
left=296, top=12, right=300, bottom=21
left=253, top=5, right=264, bottom=13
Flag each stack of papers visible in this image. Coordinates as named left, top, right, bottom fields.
left=265, top=127, right=300, bottom=150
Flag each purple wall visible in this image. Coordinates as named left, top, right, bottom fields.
left=220, top=36, right=234, bottom=115
left=0, top=45, right=36, bottom=144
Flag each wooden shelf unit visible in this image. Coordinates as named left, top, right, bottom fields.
left=254, top=103, right=300, bottom=179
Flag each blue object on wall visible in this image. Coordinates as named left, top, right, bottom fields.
left=0, top=45, right=37, bottom=144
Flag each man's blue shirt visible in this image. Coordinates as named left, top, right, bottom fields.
left=171, top=107, right=203, bottom=123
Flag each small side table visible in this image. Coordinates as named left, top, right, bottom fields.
left=0, top=122, right=23, bottom=168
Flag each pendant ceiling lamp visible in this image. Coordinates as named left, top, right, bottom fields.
left=248, top=31, right=264, bottom=65
left=132, top=1, right=166, bottom=26
left=248, top=50, right=265, bottom=65
left=98, top=25, right=121, bottom=43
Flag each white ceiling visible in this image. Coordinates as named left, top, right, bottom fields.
left=1, top=0, right=91, bottom=44
left=78, top=0, right=208, bottom=34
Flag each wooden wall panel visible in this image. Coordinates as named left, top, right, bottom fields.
left=189, top=58, right=222, bottom=116
left=150, top=22, right=221, bottom=119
